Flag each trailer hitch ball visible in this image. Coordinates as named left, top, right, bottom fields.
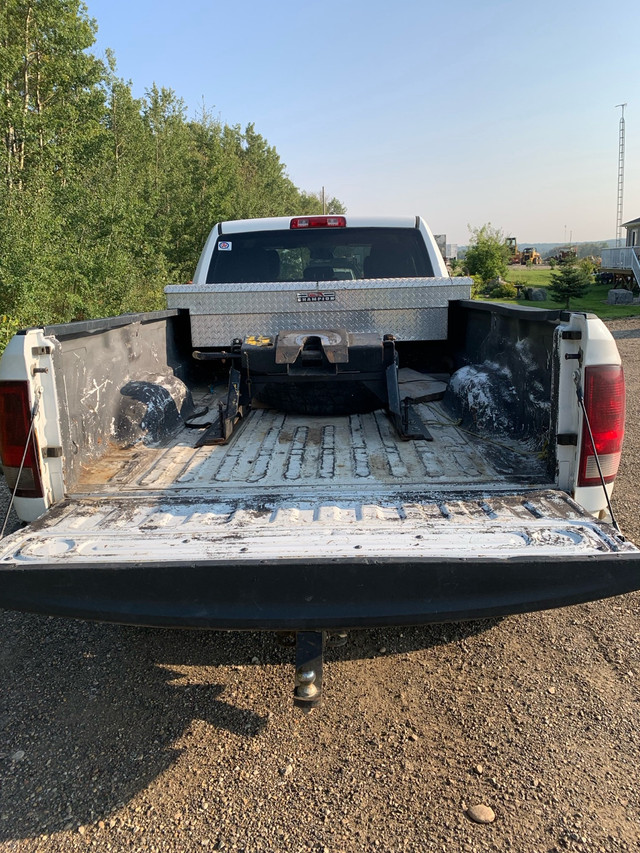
left=295, top=667, right=319, bottom=701
left=297, top=668, right=316, bottom=685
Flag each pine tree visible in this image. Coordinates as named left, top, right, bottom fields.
left=548, top=257, right=592, bottom=307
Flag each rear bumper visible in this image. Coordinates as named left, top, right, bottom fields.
left=1, top=553, right=639, bottom=628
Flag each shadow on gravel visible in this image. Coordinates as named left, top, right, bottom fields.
left=323, top=619, right=502, bottom=662
left=0, top=611, right=499, bottom=840
left=611, top=328, right=640, bottom=339
left=0, top=613, right=270, bottom=840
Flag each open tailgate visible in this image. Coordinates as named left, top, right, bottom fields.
left=1, top=488, right=639, bottom=628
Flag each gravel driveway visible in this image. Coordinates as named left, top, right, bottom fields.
left=1, top=318, right=639, bottom=853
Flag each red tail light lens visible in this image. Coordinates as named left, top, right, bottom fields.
left=0, top=380, right=43, bottom=498
left=577, top=364, right=625, bottom=487
left=290, top=216, right=346, bottom=229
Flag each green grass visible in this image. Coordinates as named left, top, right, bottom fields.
left=550, top=285, right=640, bottom=318
left=486, top=266, right=640, bottom=318
left=505, top=265, right=553, bottom=287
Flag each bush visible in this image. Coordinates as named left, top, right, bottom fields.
left=470, top=275, right=484, bottom=298
left=489, top=281, right=517, bottom=299
left=465, top=224, right=510, bottom=284
left=0, top=315, right=21, bottom=357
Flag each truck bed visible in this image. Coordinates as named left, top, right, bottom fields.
left=74, top=393, right=547, bottom=498
left=3, top=392, right=629, bottom=568
left=1, top=307, right=639, bottom=631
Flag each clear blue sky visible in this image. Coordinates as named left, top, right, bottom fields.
left=85, top=0, right=640, bottom=245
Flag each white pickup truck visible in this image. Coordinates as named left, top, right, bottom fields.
left=1, top=215, right=638, bottom=705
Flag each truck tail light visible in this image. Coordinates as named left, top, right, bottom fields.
left=290, top=216, right=346, bottom=229
left=577, top=364, right=625, bottom=487
left=0, top=380, right=43, bottom=498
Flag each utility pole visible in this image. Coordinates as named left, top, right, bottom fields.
left=322, top=186, right=326, bottom=214
left=616, top=103, right=626, bottom=247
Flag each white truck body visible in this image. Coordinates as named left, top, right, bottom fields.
left=0, top=216, right=636, bottom=643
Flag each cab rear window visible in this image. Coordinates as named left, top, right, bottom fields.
left=207, top=227, right=433, bottom=283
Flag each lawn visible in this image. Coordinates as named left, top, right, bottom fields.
left=494, top=265, right=640, bottom=318
left=504, top=265, right=553, bottom=287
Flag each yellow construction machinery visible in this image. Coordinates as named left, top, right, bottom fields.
left=506, top=236, right=521, bottom=264
left=520, top=247, right=542, bottom=265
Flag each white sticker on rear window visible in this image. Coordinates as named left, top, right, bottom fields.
left=218, top=241, right=232, bottom=251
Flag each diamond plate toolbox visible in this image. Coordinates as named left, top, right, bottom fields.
left=165, top=277, right=472, bottom=347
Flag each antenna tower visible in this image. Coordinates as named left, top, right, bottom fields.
left=616, top=103, right=626, bottom=247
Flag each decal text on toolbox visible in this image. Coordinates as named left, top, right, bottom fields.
left=297, top=291, right=336, bottom=303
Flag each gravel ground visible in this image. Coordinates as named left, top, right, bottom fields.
left=1, top=318, right=640, bottom=853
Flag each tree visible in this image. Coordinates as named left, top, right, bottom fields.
left=577, top=241, right=608, bottom=260
left=297, top=190, right=346, bottom=215
left=0, top=0, right=105, bottom=189
left=464, top=224, right=510, bottom=284
left=0, top=0, right=108, bottom=323
left=548, top=256, right=593, bottom=307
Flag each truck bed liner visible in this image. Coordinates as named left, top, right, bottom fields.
left=75, top=399, right=547, bottom=497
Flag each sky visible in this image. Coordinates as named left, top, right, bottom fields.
left=85, top=0, right=640, bottom=245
